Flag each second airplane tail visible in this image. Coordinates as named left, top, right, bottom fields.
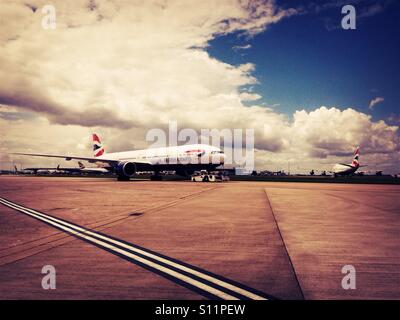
left=351, top=146, right=360, bottom=167
left=78, top=161, right=85, bottom=169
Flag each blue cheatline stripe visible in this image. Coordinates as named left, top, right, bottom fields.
left=0, top=197, right=274, bottom=300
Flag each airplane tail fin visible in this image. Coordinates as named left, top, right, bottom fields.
left=92, top=133, right=105, bottom=157
left=351, top=146, right=360, bottom=167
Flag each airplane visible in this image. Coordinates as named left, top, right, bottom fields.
left=55, top=162, right=109, bottom=175
left=19, top=166, right=58, bottom=174
left=0, top=166, right=18, bottom=175
left=332, top=146, right=366, bottom=176
left=12, top=133, right=226, bottom=181
left=77, top=161, right=109, bottom=174
left=22, top=162, right=110, bottom=175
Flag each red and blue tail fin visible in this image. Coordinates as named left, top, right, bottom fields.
left=92, top=133, right=105, bottom=157
left=351, top=146, right=360, bottom=167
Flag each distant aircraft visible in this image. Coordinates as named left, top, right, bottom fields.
left=258, top=170, right=287, bottom=176
left=0, top=166, right=18, bottom=175
left=13, top=133, right=226, bottom=181
left=49, top=162, right=109, bottom=175
left=20, top=166, right=58, bottom=174
left=332, top=146, right=366, bottom=176
left=77, top=161, right=109, bottom=174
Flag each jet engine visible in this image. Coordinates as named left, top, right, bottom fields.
left=116, top=162, right=136, bottom=180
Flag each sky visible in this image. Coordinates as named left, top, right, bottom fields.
left=208, top=0, right=400, bottom=122
left=0, top=0, right=399, bottom=174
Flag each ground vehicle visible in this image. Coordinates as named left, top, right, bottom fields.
left=191, top=170, right=230, bottom=182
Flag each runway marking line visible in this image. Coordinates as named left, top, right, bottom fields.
left=0, top=197, right=273, bottom=300
left=0, top=186, right=219, bottom=263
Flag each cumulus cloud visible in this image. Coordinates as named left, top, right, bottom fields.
left=289, top=107, right=399, bottom=156
left=388, top=114, right=400, bottom=125
left=233, top=44, right=252, bottom=51
left=0, top=0, right=295, bottom=150
left=239, top=92, right=261, bottom=101
left=369, top=97, right=384, bottom=109
left=247, top=106, right=399, bottom=174
left=0, top=73, right=135, bottom=128
left=0, top=1, right=292, bottom=124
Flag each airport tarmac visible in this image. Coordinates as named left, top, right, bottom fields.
left=0, top=176, right=399, bottom=300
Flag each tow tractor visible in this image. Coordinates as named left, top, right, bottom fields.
left=191, top=170, right=230, bottom=182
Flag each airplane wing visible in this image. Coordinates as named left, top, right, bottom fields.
left=55, top=167, right=82, bottom=173
left=11, top=153, right=152, bottom=166
left=24, top=167, right=61, bottom=171
left=338, top=163, right=354, bottom=168
left=12, top=152, right=119, bottom=164
left=338, top=163, right=368, bottom=168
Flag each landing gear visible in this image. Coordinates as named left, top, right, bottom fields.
left=117, top=175, right=130, bottom=181
left=150, top=171, right=162, bottom=181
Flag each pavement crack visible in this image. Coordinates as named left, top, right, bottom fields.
left=264, top=189, right=305, bottom=300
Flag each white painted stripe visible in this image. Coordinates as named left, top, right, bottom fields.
left=0, top=197, right=266, bottom=300
left=0, top=198, right=266, bottom=300
left=0, top=198, right=268, bottom=300
left=0, top=198, right=238, bottom=300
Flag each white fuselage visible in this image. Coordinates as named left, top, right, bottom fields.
left=332, top=164, right=358, bottom=176
left=80, top=167, right=109, bottom=173
left=96, top=144, right=225, bottom=168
